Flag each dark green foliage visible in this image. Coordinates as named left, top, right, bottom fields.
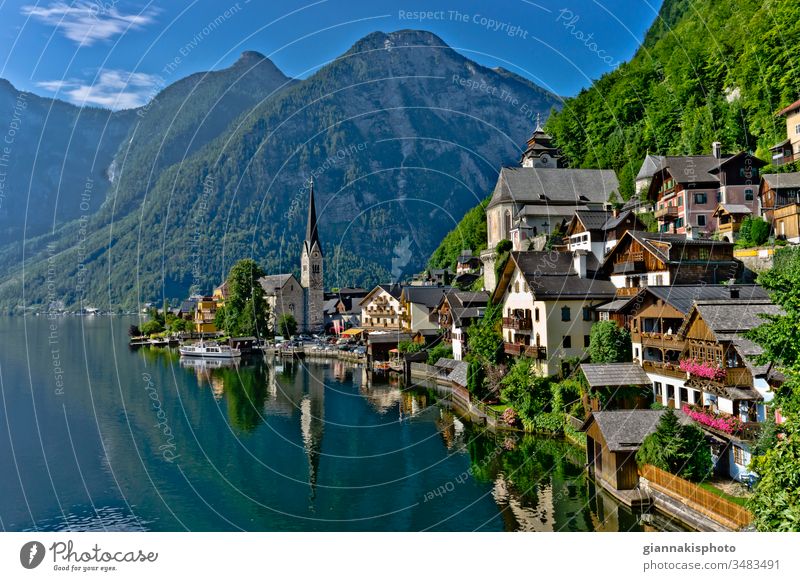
left=466, top=359, right=486, bottom=399
left=746, top=247, right=800, bottom=530
left=277, top=314, right=298, bottom=338
left=546, top=0, right=800, bottom=200
left=426, top=344, right=453, bottom=365
left=128, top=325, right=141, bottom=337
left=500, top=358, right=555, bottom=430
left=493, top=239, right=513, bottom=286
left=636, top=408, right=712, bottom=481
left=398, top=340, right=424, bottom=354
left=736, top=216, right=771, bottom=248
left=140, top=320, right=164, bottom=336
left=465, top=301, right=504, bottom=364
left=169, top=318, right=192, bottom=333
left=588, top=321, right=632, bottom=363
left=217, top=259, right=270, bottom=337
left=428, top=199, right=489, bottom=270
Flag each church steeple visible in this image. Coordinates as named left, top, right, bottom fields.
left=520, top=114, right=563, bottom=168
left=305, top=177, right=321, bottom=255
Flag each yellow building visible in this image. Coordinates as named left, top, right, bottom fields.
left=194, top=297, right=218, bottom=334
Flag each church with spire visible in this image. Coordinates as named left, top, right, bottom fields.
left=259, top=178, right=325, bottom=334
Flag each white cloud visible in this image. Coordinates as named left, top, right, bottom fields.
left=37, top=70, right=162, bottom=110
left=22, top=1, right=156, bottom=46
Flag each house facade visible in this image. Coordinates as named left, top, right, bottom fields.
left=400, top=286, right=451, bottom=333
left=769, top=98, right=800, bottom=166
left=759, top=172, right=800, bottom=241
left=360, top=284, right=403, bottom=330
left=565, top=209, right=646, bottom=262
left=493, top=250, right=616, bottom=376
left=434, top=291, right=489, bottom=360
left=645, top=144, right=766, bottom=238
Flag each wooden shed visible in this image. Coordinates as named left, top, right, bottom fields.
left=581, top=410, right=666, bottom=491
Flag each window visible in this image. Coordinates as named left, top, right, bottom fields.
left=694, top=192, right=707, bottom=204
left=582, top=307, right=592, bottom=321
left=655, top=274, right=664, bottom=286
left=733, top=445, right=746, bottom=466
left=312, top=264, right=320, bottom=273
left=678, top=196, right=683, bottom=207
left=562, top=335, right=572, bottom=348
left=680, top=387, right=689, bottom=404
left=514, top=282, right=519, bottom=293
left=534, top=308, right=540, bottom=322
left=667, top=384, right=675, bottom=401
left=745, top=189, right=754, bottom=201
left=716, top=192, right=722, bottom=203
left=654, top=382, right=663, bottom=397
left=584, top=335, right=591, bottom=348
left=674, top=218, right=684, bottom=229
left=635, top=347, right=640, bottom=359
left=561, top=306, right=571, bottom=321
left=796, top=123, right=800, bottom=135
left=697, top=214, right=706, bottom=227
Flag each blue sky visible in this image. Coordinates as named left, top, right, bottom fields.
left=0, top=0, right=662, bottom=109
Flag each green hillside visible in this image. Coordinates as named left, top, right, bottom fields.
left=546, top=0, right=800, bottom=199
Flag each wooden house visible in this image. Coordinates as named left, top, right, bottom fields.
left=579, top=363, right=653, bottom=415
left=759, top=172, right=800, bottom=241
left=711, top=204, right=753, bottom=243
left=768, top=98, right=800, bottom=166
left=360, top=284, right=403, bottom=330
left=582, top=410, right=667, bottom=491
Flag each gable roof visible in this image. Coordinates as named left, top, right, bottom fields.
left=580, top=363, right=652, bottom=388
left=761, top=172, right=800, bottom=190
left=777, top=98, right=800, bottom=116
left=360, top=283, right=403, bottom=306
left=602, top=209, right=644, bottom=232
left=486, top=167, right=618, bottom=210
left=402, top=286, right=452, bottom=309
left=259, top=274, right=298, bottom=295
left=601, top=231, right=735, bottom=271
left=713, top=203, right=752, bottom=217
left=683, top=300, right=783, bottom=337
left=447, top=361, right=470, bottom=388
left=635, top=154, right=666, bottom=181
left=621, top=284, right=770, bottom=316
left=582, top=410, right=668, bottom=452
left=574, top=209, right=614, bottom=231
left=494, top=251, right=616, bottom=301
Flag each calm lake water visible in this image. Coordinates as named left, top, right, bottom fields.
left=0, top=316, right=675, bottom=532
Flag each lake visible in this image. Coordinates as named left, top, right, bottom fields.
left=0, top=316, right=676, bottom=531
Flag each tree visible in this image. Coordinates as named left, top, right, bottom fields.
left=745, top=247, right=800, bottom=530
left=169, top=318, right=192, bottom=333
left=465, top=301, right=504, bottom=364
left=636, top=408, right=712, bottom=482
left=277, top=313, right=298, bottom=338
left=588, top=321, right=632, bottom=363
left=499, top=357, right=552, bottom=426
left=128, top=324, right=141, bottom=337
left=140, top=319, right=164, bottom=336
left=426, top=343, right=453, bottom=365
left=466, top=359, right=486, bottom=399
left=218, top=259, right=270, bottom=337
left=398, top=340, right=424, bottom=354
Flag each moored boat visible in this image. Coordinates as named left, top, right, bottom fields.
left=179, top=341, right=241, bottom=358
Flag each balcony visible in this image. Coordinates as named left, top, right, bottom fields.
left=640, top=332, right=685, bottom=351
left=642, top=359, right=688, bottom=380
left=502, top=316, right=532, bottom=331
left=615, top=286, right=643, bottom=297
left=654, top=206, right=679, bottom=220
left=718, top=221, right=740, bottom=234
left=504, top=342, right=547, bottom=360
left=612, top=251, right=644, bottom=274
left=367, top=307, right=397, bottom=316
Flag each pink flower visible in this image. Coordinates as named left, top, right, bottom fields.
left=682, top=404, right=743, bottom=434
left=679, top=359, right=727, bottom=381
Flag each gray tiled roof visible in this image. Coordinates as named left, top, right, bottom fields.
left=658, top=155, right=730, bottom=185
left=258, top=274, right=295, bottom=295
left=623, top=231, right=734, bottom=265
left=602, top=209, right=641, bottom=231
left=402, top=286, right=452, bottom=308
left=642, top=284, right=770, bottom=315
left=367, top=332, right=413, bottom=344
left=434, top=358, right=459, bottom=370
left=585, top=410, right=667, bottom=452
left=575, top=209, right=613, bottom=230
left=447, top=361, right=470, bottom=387
left=693, top=300, right=783, bottom=334
left=635, top=154, right=666, bottom=181
left=580, top=363, right=652, bottom=388
left=762, top=172, right=800, bottom=189
left=714, top=204, right=752, bottom=216
left=511, top=251, right=616, bottom=299
left=487, top=167, right=618, bottom=209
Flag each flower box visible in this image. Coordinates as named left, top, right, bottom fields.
left=679, top=358, right=727, bottom=382
left=682, top=404, right=743, bottom=435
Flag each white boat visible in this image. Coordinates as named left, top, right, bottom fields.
left=179, top=341, right=241, bottom=359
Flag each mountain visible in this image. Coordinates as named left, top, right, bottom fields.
left=428, top=0, right=800, bottom=268
left=0, top=79, right=134, bottom=245
left=545, top=0, right=800, bottom=199
left=0, top=30, right=561, bottom=311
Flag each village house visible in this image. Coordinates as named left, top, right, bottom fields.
left=480, top=123, right=619, bottom=291
left=768, top=97, right=800, bottom=166
left=564, top=209, right=647, bottom=262
left=581, top=409, right=669, bottom=492
left=579, top=363, right=653, bottom=415
left=645, top=144, right=766, bottom=238
left=711, top=204, right=753, bottom=243
left=493, top=250, right=616, bottom=376
left=673, top=298, right=783, bottom=482
left=433, top=290, right=490, bottom=360
left=399, top=286, right=451, bottom=333
left=456, top=249, right=482, bottom=275
left=759, top=172, right=800, bottom=242
left=323, top=288, right=368, bottom=334
left=360, top=283, right=403, bottom=330
left=599, top=231, right=740, bottom=296
left=634, top=154, right=666, bottom=196
left=193, top=296, right=218, bottom=334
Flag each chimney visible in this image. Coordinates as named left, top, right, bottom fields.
left=729, top=286, right=740, bottom=299
left=612, top=207, right=619, bottom=218
left=712, top=141, right=722, bottom=159
left=573, top=249, right=588, bottom=279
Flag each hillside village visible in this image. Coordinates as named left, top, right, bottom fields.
left=149, top=95, right=800, bottom=532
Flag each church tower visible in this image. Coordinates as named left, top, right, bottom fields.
left=520, top=114, right=563, bottom=168
left=301, top=178, right=324, bottom=332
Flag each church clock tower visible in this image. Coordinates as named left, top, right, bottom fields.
left=301, top=178, right=324, bottom=332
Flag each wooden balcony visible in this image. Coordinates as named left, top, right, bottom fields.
left=718, top=221, right=740, bottom=234
left=654, top=206, right=679, bottom=220
left=774, top=203, right=800, bottom=219
left=615, top=286, right=642, bottom=297
left=504, top=342, right=547, bottom=360
left=642, top=359, right=688, bottom=380
left=640, top=332, right=685, bottom=352
left=502, top=316, right=532, bottom=330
